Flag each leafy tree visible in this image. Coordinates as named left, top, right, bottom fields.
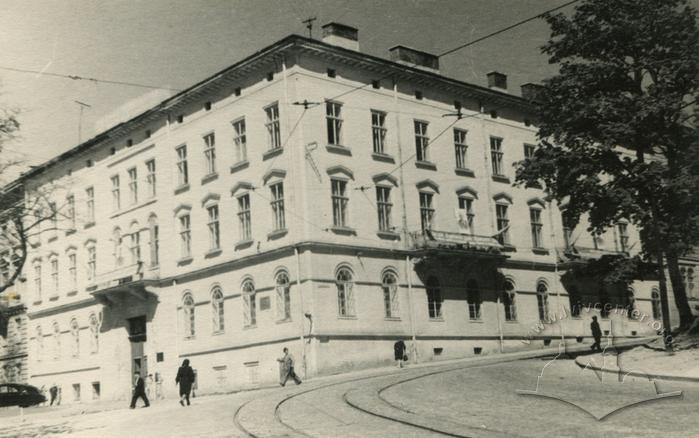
left=516, top=0, right=699, bottom=330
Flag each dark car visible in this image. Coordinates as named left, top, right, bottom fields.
left=0, top=384, right=46, bottom=408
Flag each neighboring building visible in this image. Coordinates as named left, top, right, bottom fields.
left=679, top=247, right=698, bottom=317
left=16, top=24, right=664, bottom=403
left=0, top=284, right=27, bottom=384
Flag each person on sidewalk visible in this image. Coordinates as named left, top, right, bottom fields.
left=277, top=347, right=302, bottom=386
left=590, top=316, right=603, bottom=352
left=175, top=359, right=195, bottom=406
left=394, top=339, right=407, bottom=368
left=130, top=372, right=150, bottom=409
left=49, top=384, right=58, bottom=406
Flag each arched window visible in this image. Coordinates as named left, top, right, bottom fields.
left=70, top=318, right=80, bottom=358
left=503, top=280, right=517, bottom=321
left=52, top=322, right=61, bottom=359
left=626, top=288, right=636, bottom=319
left=211, top=287, right=224, bottom=333
left=183, top=293, right=195, bottom=338
left=242, top=279, right=256, bottom=326
left=89, top=313, right=100, bottom=354
left=35, top=326, right=43, bottom=362
left=129, top=222, right=141, bottom=265
left=112, top=227, right=123, bottom=267
left=148, top=215, right=159, bottom=268
left=537, top=282, right=549, bottom=321
left=336, top=267, right=355, bottom=317
left=275, top=271, right=291, bottom=321
left=651, top=288, right=662, bottom=320
left=426, top=276, right=443, bottom=319
left=382, top=270, right=399, bottom=318
left=467, top=279, right=481, bottom=320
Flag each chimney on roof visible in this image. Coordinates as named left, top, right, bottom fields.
left=521, top=83, right=545, bottom=102
left=487, top=71, right=508, bottom=91
left=389, top=46, right=439, bottom=73
left=321, top=22, right=359, bottom=51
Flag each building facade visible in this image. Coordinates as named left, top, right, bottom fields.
left=0, top=284, right=27, bottom=385
left=19, top=24, right=665, bottom=403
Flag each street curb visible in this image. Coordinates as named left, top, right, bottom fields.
left=573, top=352, right=699, bottom=383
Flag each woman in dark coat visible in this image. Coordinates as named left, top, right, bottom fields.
left=175, top=359, right=195, bottom=406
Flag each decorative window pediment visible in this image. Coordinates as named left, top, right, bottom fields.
left=416, top=179, right=439, bottom=194
left=326, top=165, right=354, bottom=180
left=231, top=181, right=254, bottom=198
left=262, top=169, right=287, bottom=186
left=372, top=173, right=398, bottom=187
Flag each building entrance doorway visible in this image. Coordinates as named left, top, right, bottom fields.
left=128, top=316, right=147, bottom=378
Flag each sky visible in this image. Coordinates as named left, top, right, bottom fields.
left=0, top=0, right=578, bottom=181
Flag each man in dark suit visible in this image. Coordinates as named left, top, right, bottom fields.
left=130, top=372, right=150, bottom=409
left=590, top=316, right=603, bottom=352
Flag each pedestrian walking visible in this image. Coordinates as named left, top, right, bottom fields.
left=590, top=316, right=602, bottom=352
left=394, top=339, right=407, bottom=368
left=175, top=359, right=195, bottom=406
left=277, top=347, right=302, bottom=386
left=49, top=384, right=58, bottom=406
left=130, top=372, right=150, bottom=409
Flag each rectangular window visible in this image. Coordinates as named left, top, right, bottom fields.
left=176, top=145, right=189, bottom=186
left=203, top=132, right=216, bottom=175
left=490, top=137, right=504, bottom=176
left=371, top=110, right=387, bottom=154
left=618, top=223, right=629, bottom=252
left=530, top=208, right=543, bottom=248
left=265, top=103, right=281, bottom=150
left=86, top=187, right=95, bottom=224
left=128, top=167, right=138, bottom=205
left=149, top=221, right=159, bottom=268
left=238, top=195, right=252, bottom=241
left=496, top=204, right=510, bottom=245
left=270, top=183, right=285, bottom=231
left=130, top=231, right=141, bottom=264
left=207, top=205, right=220, bottom=251
left=524, top=143, right=536, bottom=159
left=331, top=179, right=348, bottom=228
left=66, top=195, right=76, bottom=230
left=326, top=101, right=343, bottom=145
left=69, top=254, right=77, bottom=291
left=87, top=247, right=96, bottom=282
left=146, top=159, right=156, bottom=198
left=111, top=175, right=120, bottom=211
left=34, top=264, right=42, bottom=301
left=376, top=186, right=392, bottom=232
left=73, top=383, right=81, bottom=402
left=454, top=129, right=468, bottom=169
left=232, top=118, right=247, bottom=162
left=50, top=259, right=59, bottom=293
left=419, top=192, right=434, bottom=232
left=179, top=215, right=191, bottom=258
left=457, top=197, right=474, bottom=234
left=414, top=121, right=429, bottom=162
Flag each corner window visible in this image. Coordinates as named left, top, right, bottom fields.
left=176, top=145, right=189, bottom=186
left=237, top=195, right=252, bottom=241
left=382, top=271, right=399, bottom=318
left=270, top=183, right=285, bottom=231
left=275, top=271, right=291, bottom=321
left=537, top=282, right=549, bottom=321
left=211, top=287, right=224, bottom=333
left=203, top=132, right=216, bottom=175
left=376, top=186, right=392, bottom=232
left=371, top=110, right=387, bottom=154
left=242, top=279, right=256, bottom=327
left=265, top=103, right=281, bottom=150
left=454, top=129, right=468, bottom=169
left=414, top=121, right=429, bottom=162
left=183, top=293, right=195, bottom=338
left=457, top=196, right=474, bottom=234
left=232, top=118, right=247, bottom=162
left=530, top=208, right=544, bottom=248
left=179, top=214, right=191, bottom=258
left=331, top=179, right=349, bottom=228
left=326, top=101, right=343, bottom=146
left=490, top=137, right=504, bottom=176
left=467, top=279, right=481, bottom=320
left=426, top=276, right=442, bottom=319
left=207, top=205, right=220, bottom=251
left=146, top=159, right=156, bottom=198
left=419, top=192, right=434, bottom=232
left=495, top=203, right=510, bottom=245
left=128, top=167, right=138, bottom=205
left=111, top=175, right=120, bottom=211
left=336, top=267, right=355, bottom=317
left=503, top=280, right=517, bottom=321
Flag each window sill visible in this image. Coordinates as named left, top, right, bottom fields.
left=230, top=160, right=250, bottom=174
left=48, top=235, right=58, bottom=243
left=235, top=239, right=254, bottom=250
left=428, top=317, right=445, bottom=322
left=243, top=324, right=257, bottom=330
left=267, top=228, right=288, bottom=240
left=262, top=147, right=283, bottom=161
left=33, top=300, right=42, bottom=306
left=276, top=318, right=292, bottom=324
left=337, top=315, right=358, bottom=320
left=174, top=184, right=190, bottom=195
left=376, top=230, right=400, bottom=240
left=184, top=336, right=196, bottom=341
left=201, top=172, right=219, bottom=185
left=532, top=248, right=550, bottom=255
left=501, top=245, right=517, bottom=252
left=84, top=221, right=95, bottom=230
left=384, top=317, right=401, bottom=321
left=49, top=295, right=59, bottom=301
left=326, top=144, right=352, bottom=156
left=372, top=152, right=395, bottom=163
left=65, top=228, right=77, bottom=236
left=329, top=226, right=357, bottom=236
left=204, top=248, right=222, bottom=259
left=212, top=330, right=225, bottom=336
left=66, top=290, right=78, bottom=297
left=177, top=256, right=194, bottom=266
left=455, top=168, right=475, bottom=178
left=30, top=241, right=41, bottom=248
left=415, top=160, right=437, bottom=171
left=504, top=320, right=519, bottom=324
left=491, top=175, right=511, bottom=184
left=468, top=318, right=484, bottom=323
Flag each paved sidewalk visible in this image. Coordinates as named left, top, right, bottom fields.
left=574, top=349, right=699, bottom=383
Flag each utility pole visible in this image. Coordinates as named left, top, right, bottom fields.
left=302, top=17, right=317, bottom=39
left=74, top=100, right=91, bottom=144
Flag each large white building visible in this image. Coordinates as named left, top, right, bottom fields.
left=16, top=24, right=669, bottom=403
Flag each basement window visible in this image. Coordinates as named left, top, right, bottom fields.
left=204, top=101, right=212, bottom=111
left=267, top=72, right=274, bottom=81
left=177, top=114, right=184, bottom=124
left=234, top=87, right=241, bottom=97
left=327, top=68, right=336, bottom=78
left=145, top=129, right=151, bottom=139
left=454, top=100, right=462, bottom=110
left=86, top=159, right=94, bottom=167
left=415, top=90, right=423, bottom=100
left=490, top=110, right=498, bottom=119
left=433, top=347, right=443, bottom=356
left=474, top=347, right=482, bottom=355
left=372, top=80, right=380, bottom=89
left=126, top=139, right=133, bottom=147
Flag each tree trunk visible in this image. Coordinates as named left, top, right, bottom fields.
left=666, top=250, right=694, bottom=330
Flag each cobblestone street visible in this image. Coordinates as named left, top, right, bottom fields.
left=2, top=353, right=698, bottom=437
